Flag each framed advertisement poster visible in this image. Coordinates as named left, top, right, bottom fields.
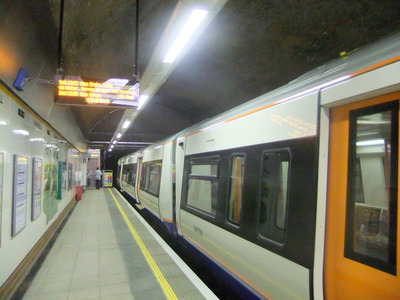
left=12, top=155, right=28, bottom=236
left=32, top=157, right=43, bottom=220
left=0, top=152, right=4, bottom=246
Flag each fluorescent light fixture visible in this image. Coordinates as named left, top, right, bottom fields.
left=110, top=145, right=115, bottom=148
left=122, top=120, right=131, bottom=129
left=13, top=129, right=29, bottom=136
left=0, top=120, right=6, bottom=126
left=356, top=139, right=384, bottom=146
left=116, top=133, right=122, bottom=139
left=29, top=138, right=45, bottom=142
left=138, top=94, right=149, bottom=109
left=112, top=140, right=117, bottom=144
left=108, top=149, right=112, bottom=152
left=163, top=8, right=208, bottom=63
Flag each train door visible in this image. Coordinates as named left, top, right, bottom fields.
left=135, top=157, right=143, bottom=202
left=324, top=92, right=400, bottom=299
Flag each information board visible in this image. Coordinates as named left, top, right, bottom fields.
left=103, top=170, right=113, bottom=188
left=54, top=75, right=139, bottom=108
left=12, top=155, right=28, bottom=236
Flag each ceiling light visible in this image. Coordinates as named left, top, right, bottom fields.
left=116, top=133, right=122, bottom=139
left=163, top=8, right=208, bottom=64
left=108, top=149, right=112, bottom=152
left=356, top=139, right=384, bottom=146
left=122, top=120, right=131, bottom=129
left=29, top=138, right=45, bottom=142
left=112, top=140, right=117, bottom=144
left=138, top=94, right=149, bottom=109
left=110, top=145, right=114, bottom=148
left=13, top=129, right=29, bottom=136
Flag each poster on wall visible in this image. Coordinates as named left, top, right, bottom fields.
left=57, top=161, right=67, bottom=199
left=57, top=161, right=62, bottom=199
left=103, top=170, right=113, bottom=188
left=0, top=152, right=4, bottom=246
left=12, top=155, right=28, bottom=236
left=62, top=162, right=67, bottom=194
left=68, top=163, right=72, bottom=191
left=32, top=157, right=43, bottom=220
left=44, top=146, right=59, bottom=223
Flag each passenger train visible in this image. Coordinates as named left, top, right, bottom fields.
left=117, top=32, right=400, bottom=299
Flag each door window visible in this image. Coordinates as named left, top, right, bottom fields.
left=345, top=101, right=398, bottom=273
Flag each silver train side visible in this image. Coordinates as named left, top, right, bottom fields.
left=116, top=32, right=400, bottom=300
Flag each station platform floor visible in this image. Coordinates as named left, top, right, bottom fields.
left=21, top=188, right=217, bottom=300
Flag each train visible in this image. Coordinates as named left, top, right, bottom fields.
left=116, top=32, right=400, bottom=300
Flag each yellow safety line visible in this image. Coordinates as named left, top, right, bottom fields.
left=107, top=189, right=178, bottom=300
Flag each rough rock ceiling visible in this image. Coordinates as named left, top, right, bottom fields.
left=47, top=0, right=400, bottom=157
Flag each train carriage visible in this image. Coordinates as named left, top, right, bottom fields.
left=117, top=32, right=400, bottom=299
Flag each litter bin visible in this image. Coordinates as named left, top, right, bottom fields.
left=76, top=186, right=83, bottom=201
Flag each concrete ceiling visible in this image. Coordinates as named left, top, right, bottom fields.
left=46, top=0, right=400, bottom=157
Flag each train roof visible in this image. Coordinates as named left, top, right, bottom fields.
left=119, top=31, right=400, bottom=162
left=177, top=31, right=400, bottom=136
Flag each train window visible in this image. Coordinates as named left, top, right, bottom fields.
left=345, top=101, right=398, bottom=273
left=258, top=150, right=290, bottom=244
left=127, top=163, right=137, bottom=186
left=140, top=164, right=148, bottom=190
left=140, top=161, right=162, bottom=196
left=187, top=158, right=219, bottom=216
left=227, top=155, right=245, bottom=225
left=148, top=163, right=161, bottom=195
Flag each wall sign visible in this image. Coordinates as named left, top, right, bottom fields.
left=12, top=155, right=28, bottom=236
left=54, top=75, right=139, bottom=108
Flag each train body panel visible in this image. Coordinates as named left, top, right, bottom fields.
left=158, top=138, right=176, bottom=232
left=116, top=32, right=400, bottom=300
left=180, top=209, right=310, bottom=299
left=175, top=135, right=187, bottom=236
left=184, top=92, right=318, bottom=155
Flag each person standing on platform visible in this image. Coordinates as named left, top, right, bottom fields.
left=87, top=170, right=92, bottom=187
left=95, top=167, right=102, bottom=189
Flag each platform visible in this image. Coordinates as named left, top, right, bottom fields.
left=21, top=188, right=217, bottom=300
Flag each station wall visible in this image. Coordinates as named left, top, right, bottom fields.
left=0, top=83, right=86, bottom=290
left=0, top=1, right=88, bottom=295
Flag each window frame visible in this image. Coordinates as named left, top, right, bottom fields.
left=183, top=156, right=220, bottom=218
left=344, top=101, right=398, bottom=274
left=140, top=160, right=162, bottom=197
left=257, top=148, right=291, bottom=246
left=226, top=153, right=246, bottom=227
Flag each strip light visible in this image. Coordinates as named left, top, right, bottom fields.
left=13, top=129, right=29, bottom=136
left=122, top=120, right=131, bottom=129
left=163, top=8, right=208, bottom=64
left=138, top=94, right=149, bottom=109
left=356, top=139, right=384, bottom=146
